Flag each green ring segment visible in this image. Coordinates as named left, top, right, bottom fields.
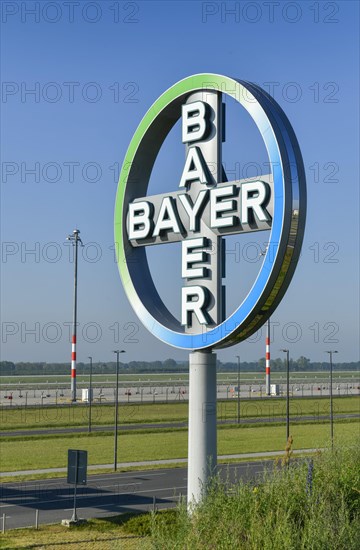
left=114, top=74, right=306, bottom=350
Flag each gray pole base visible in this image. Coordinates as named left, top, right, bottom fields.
left=266, top=375, right=271, bottom=396
left=187, top=350, right=217, bottom=509
left=61, top=518, right=87, bottom=527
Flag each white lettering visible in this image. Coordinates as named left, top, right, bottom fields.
left=152, top=197, right=182, bottom=237
left=182, top=101, right=209, bottom=143
left=181, top=286, right=209, bottom=326
left=210, top=185, right=237, bottom=228
left=241, top=181, right=270, bottom=224
left=178, top=190, right=208, bottom=231
left=179, top=147, right=211, bottom=188
left=128, top=201, right=151, bottom=239
left=182, top=238, right=209, bottom=279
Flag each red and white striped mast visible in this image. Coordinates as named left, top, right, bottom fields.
left=260, top=244, right=271, bottom=396
left=265, top=318, right=271, bottom=395
left=67, top=228, right=83, bottom=402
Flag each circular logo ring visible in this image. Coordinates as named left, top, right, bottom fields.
left=114, top=74, right=306, bottom=350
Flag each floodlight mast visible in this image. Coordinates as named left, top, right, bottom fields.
left=67, top=229, right=83, bottom=402
left=260, top=246, right=271, bottom=396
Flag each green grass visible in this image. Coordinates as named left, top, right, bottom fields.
left=0, top=396, right=359, bottom=431
left=1, top=447, right=359, bottom=549
left=0, top=421, right=358, bottom=473
left=0, top=514, right=151, bottom=549
left=151, top=445, right=360, bottom=549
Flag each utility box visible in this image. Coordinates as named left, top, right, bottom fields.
left=81, top=388, right=93, bottom=403
left=270, top=384, right=280, bottom=396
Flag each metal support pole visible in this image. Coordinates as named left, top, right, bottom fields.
left=236, top=355, right=240, bottom=424
left=286, top=351, right=290, bottom=441
left=266, top=318, right=271, bottom=395
left=114, top=355, right=119, bottom=471
left=326, top=350, right=337, bottom=449
left=72, top=232, right=78, bottom=402
left=88, top=356, right=92, bottom=433
left=67, top=229, right=82, bottom=403
left=286, top=350, right=290, bottom=441
left=35, top=509, right=39, bottom=529
left=113, top=350, right=125, bottom=471
left=330, top=356, right=333, bottom=448
left=187, top=351, right=217, bottom=508
left=70, top=452, right=78, bottom=522
left=281, top=349, right=290, bottom=441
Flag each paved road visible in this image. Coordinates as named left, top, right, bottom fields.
left=1, top=413, right=359, bottom=438
left=0, top=462, right=272, bottom=530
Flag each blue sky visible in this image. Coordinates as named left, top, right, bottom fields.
left=1, top=0, right=359, bottom=364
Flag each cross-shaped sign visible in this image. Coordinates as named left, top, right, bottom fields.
left=115, top=74, right=306, bottom=351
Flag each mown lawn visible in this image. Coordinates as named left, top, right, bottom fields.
left=0, top=396, right=358, bottom=431
left=0, top=421, right=358, bottom=472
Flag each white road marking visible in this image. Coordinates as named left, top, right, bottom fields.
left=2, top=472, right=166, bottom=488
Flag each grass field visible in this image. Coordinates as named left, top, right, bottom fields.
left=0, top=421, right=358, bottom=473
left=0, top=396, right=359, bottom=431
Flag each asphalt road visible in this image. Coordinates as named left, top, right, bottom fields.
left=0, top=462, right=272, bottom=530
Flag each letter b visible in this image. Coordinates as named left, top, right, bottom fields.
left=182, top=101, right=210, bottom=143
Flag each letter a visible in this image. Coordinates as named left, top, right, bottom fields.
left=179, top=147, right=211, bottom=189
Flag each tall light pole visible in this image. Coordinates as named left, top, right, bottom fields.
left=325, top=350, right=338, bottom=449
left=113, top=349, right=125, bottom=471
left=260, top=247, right=271, bottom=396
left=281, top=349, right=290, bottom=441
left=236, top=355, right=240, bottom=424
left=266, top=319, right=271, bottom=395
left=67, top=229, right=83, bottom=402
left=88, top=356, right=93, bottom=433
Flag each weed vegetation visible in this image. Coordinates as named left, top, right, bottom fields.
left=1, top=446, right=359, bottom=549
left=150, top=445, right=360, bottom=549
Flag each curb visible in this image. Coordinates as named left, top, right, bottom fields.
left=0, top=448, right=321, bottom=478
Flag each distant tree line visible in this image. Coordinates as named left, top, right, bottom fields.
left=0, top=357, right=359, bottom=376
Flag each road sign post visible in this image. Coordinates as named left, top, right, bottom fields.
left=62, top=449, right=87, bottom=525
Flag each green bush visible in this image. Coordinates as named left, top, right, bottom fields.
left=150, top=445, right=360, bottom=549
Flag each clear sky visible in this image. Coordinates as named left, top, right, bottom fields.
left=1, top=0, right=359, bottom=365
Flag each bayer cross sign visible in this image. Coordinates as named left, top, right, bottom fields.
left=115, top=74, right=306, bottom=350
left=115, top=74, right=306, bottom=505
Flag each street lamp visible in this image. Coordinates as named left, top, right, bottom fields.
left=280, top=349, right=290, bottom=441
left=66, top=228, right=83, bottom=402
left=236, top=355, right=240, bottom=424
left=88, top=356, right=93, bottom=433
left=113, top=349, right=125, bottom=471
left=325, top=350, right=338, bottom=449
